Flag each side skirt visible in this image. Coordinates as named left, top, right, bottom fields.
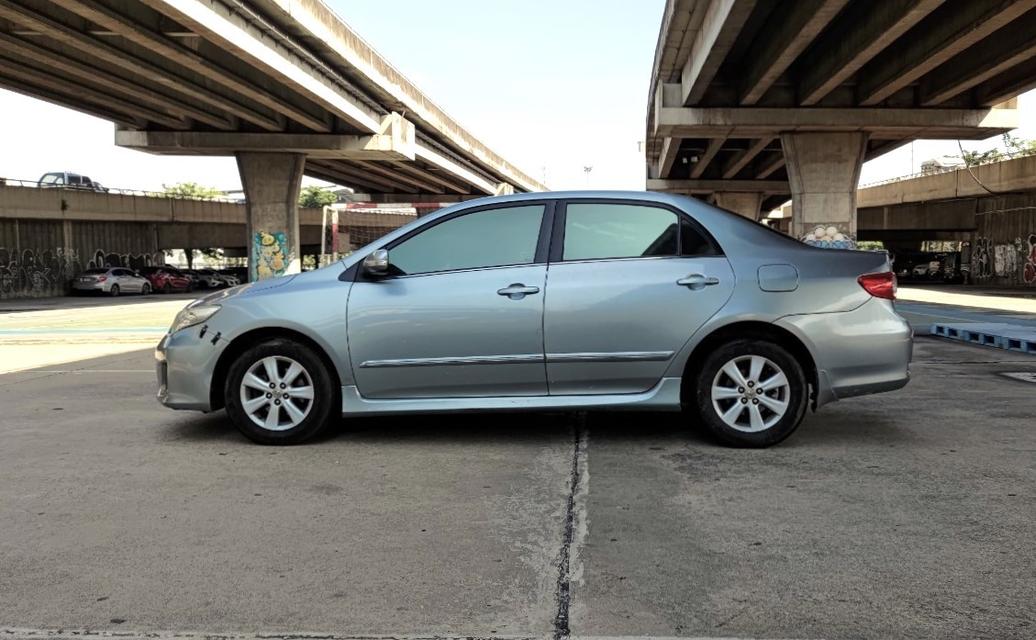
left=340, top=377, right=684, bottom=416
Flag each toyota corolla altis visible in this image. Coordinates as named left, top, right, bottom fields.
left=156, top=191, right=911, bottom=447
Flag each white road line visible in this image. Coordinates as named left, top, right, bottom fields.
left=20, top=369, right=154, bottom=373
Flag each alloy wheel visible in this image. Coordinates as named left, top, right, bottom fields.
left=711, top=355, right=791, bottom=433
left=239, top=355, right=315, bottom=431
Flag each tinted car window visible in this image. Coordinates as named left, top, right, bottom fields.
left=563, top=203, right=679, bottom=261
left=680, top=217, right=719, bottom=256
left=390, top=205, right=544, bottom=275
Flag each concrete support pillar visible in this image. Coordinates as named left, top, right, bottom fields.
left=781, top=132, right=868, bottom=249
left=236, top=152, right=305, bottom=281
left=712, top=192, right=763, bottom=220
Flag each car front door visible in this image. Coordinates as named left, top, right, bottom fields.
left=543, top=200, right=735, bottom=395
left=347, top=202, right=553, bottom=399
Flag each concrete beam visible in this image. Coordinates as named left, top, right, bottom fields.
left=690, top=137, right=725, bottom=179
left=976, top=66, right=1036, bottom=107
left=62, top=0, right=331, bottom=132
left=739, top=0, right=849, bottom=105
left=159, top=0, right=545, bottom=192
left=922, top=9, right=1036, bottom=105
left=0, top=76, right=138, bottom=128
left=138, top=0, right=382, bottom=133
left=0, top=31, right=231, bottom=130
left=115, top=114, right=416, bottom=160
left=798, top=0, right=944, bottom=106
left=713, top=191, right=763, bottom=219
left=0, top=0, right=282, bottom=131
left=722, top=137, right=774, bottom=179
left=415, top=145, right=498, bottom=195
left=654, top=104, right=1019, bottom=138
left=857, top=0, right=1035, bottom=106
left=656, top=137, right=682, bottom=180
left=756, top=153, right=786, bottom=179
left=646, top=178, right=790, bottom=194
left=680, top=0, right=757, bottom=105
left=0, top=54, right=185, bottom=129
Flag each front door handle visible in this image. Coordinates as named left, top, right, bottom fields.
left=677, top=273, right=720, bottom=290
left=497, top=283, right=540, bottom=300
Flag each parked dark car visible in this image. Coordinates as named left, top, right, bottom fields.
left=140, top=266, right=194, bottom=293
left=37, top=171, right=108, bottom=192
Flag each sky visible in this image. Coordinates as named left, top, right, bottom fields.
left=0, top=0, right=1033, bottom=194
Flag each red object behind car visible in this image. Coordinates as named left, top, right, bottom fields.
left=140, top=267, right=193, bottom=293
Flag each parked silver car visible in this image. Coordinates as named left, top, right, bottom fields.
left=156, top=192, right=911, bottom=447
left=73, top=267, right=151, bottom=296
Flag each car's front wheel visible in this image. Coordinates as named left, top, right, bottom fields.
left=224, top=339, right=336, bottom=445
left=694, top=339, right=808, bottom=447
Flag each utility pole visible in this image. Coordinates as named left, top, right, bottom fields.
left=583, top=165, right=593, bottom=187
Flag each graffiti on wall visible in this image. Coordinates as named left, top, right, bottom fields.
left=1025, top=234, right=1036, bottom=284
left=86, top=250, right=162, bottom=271
left=801, top=225, right=857, bottom=250
left=253, top=230, right=289, bottom=279
left=973, top=237, right=993, bottom=279
left=973, top=235, right=1036, bottom=284
left=0, top=247, right=164, bottom=297
left=0, top=247, right=79, bottom=296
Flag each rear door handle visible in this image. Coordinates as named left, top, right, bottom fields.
left=497, top=283, right=540, bottom=300
left=677, top=273, right=720, bottom=290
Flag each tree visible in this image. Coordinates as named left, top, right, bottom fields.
left=1002, top=133, right=1036, bottom=157
left=298, top=185, right=338, bottom=208
left=162, top=182, right=223, bottom=199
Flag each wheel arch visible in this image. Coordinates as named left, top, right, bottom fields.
left=679, top=321, right=819, bottom=409
left=209, top=326, right=343, bottom=411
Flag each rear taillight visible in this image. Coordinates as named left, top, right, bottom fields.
left=858, top=271, right=896, bottom=300
left=96, top=276, right=107, bottom=282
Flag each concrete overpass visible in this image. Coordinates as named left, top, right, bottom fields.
left=855, top=154, right=1036, bottom=287
left=645, top=0, right=1035, bottom=245
left=0, top=182, right=424, bottom=298
left=0, top=0, right=544, bottom=279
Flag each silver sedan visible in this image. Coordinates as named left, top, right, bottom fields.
left=156, top=191, right=911, bottom=447
left=73, top=267, right=152, bottom=296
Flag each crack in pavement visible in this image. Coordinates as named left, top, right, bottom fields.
left=552, top=414, right=589, bottom=640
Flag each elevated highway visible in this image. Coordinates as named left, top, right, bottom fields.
left=645, top=0, right=1035, bottom=245
left=0, top=0, right=543, bottom=278
left=0, top=182, right=422, bottom=298
left=854, top=154, right=1036, bottom=288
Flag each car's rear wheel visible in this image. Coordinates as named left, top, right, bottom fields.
left=224, top=339, right=336, bottom=445
left=141, top=283, right=151, bottom=296
left=163, top=282, right=172, bottom=294
left=109, top=284, right=120, bottom=297
left=693, top=339, right=807, bottom=447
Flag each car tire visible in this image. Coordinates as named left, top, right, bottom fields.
left=224, top=339, right=337, bottom=445
left=693, top=339, right=808, bottom=448
left=163, top=282, right=172, bottom=294
left=109, top=284, right=120, bottom=297
left=141, top=283, right=151, bottom=296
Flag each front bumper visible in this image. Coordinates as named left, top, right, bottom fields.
left=155, top=326, right=229, bottom=411
left=777, top=298, right=912, bottom=407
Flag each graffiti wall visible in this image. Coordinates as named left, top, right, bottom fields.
left=0, top=219, right=163, bottom=299
left=971, top=204, right=1036, bottom=287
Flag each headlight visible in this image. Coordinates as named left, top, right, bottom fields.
left=170, top=303, right=221, bottom=334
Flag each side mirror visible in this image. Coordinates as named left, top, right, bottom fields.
left=362, top=249, right=390, bottom=277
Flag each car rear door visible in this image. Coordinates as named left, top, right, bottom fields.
left=543, top=199, right=734, bottom=395
left=347, top=202, right=554, bottom=399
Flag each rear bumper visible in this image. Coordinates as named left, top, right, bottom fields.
left=777, top=298, right=912, bottom=407
left=72, top=281, right=108, bottom=292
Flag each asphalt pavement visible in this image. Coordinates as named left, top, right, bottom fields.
left=1, top=292, right=1035, bottom=639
